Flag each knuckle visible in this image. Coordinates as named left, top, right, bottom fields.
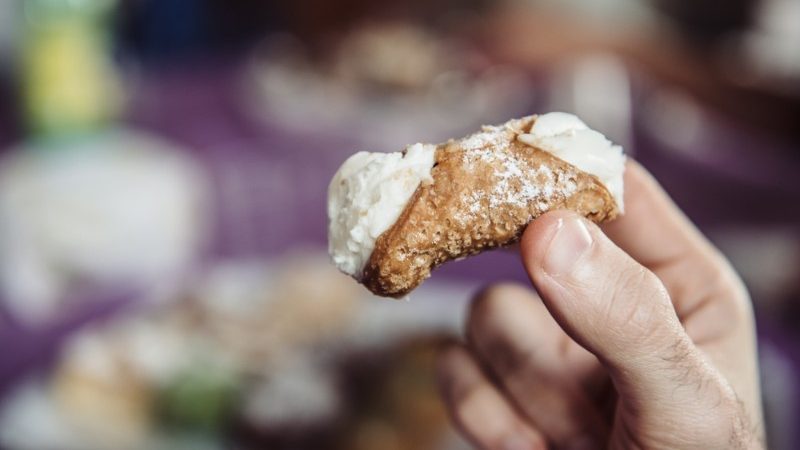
left=709, top=257, right=752, bottom=322
left=603, top=263, right=670, bottom=336
left=599, top=262, right=688, bottom=358
left=727, top=292, right=754, bottom=330
left=702, top=252, right=744, bottom=296
left=452, top=383, right=493, bottom=426
left=694, top=251, right=754, bottom=327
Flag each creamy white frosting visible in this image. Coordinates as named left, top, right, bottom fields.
left=518, top=112, right=626, bottom=210
left=328, top=143, right=436, bottom=277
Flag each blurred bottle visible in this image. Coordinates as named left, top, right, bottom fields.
left=21, top=0, right=122, bottom=138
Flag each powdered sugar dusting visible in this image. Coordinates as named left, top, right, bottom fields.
left=454, top=190, right=485, bottom=225
left=454, top=118, right=579, bottom=224
left=460, top=134, right=491, bottom=151
left=517, top=112, right=625, bottom=209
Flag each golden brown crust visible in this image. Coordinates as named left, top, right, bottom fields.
left=362, top=116, right=619, bottom=298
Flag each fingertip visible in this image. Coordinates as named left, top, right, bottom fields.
left=520, top=210, right=593, bottom=281
left=521, top=211, right=570, bottom=258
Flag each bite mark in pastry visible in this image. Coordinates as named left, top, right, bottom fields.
left=328, top=112, right=626, bottom=297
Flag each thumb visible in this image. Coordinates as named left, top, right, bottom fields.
left=520, top=211, right=731, bottom=412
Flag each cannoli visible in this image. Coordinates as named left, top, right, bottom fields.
left=328, top=112, right=626, bottom=297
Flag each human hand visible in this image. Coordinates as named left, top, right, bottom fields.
left=437, top=162, right=763, bottom=449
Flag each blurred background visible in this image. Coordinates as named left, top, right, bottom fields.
left=0, top=0, right=798, bottom=449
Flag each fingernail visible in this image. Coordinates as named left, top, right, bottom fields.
left=566, top=435, right=597, bottom=450
left=502, top=434, right=541, bottom=450
left=543, top=217, right=593, bottom=276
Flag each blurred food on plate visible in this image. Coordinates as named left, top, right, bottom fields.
left=0, top=253, right=473, bottom=450
left=245, top=21, right=533, bottom=149
left=0, top=130, right=208, bottom=324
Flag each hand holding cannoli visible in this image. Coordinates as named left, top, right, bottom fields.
left=328, top=112, right=626, bottom=297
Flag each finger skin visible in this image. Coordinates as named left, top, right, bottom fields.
left=521, top=211, right=680, bottom=370
left=436, top=342, right=547, bottom=450
left=521, top=212, right=709, bottom=391
left=466, top=283, right=608, bottom=446
left=602, top=162, right=750, bottom=320
left=520, top=211, right=754, bottom=447
left=437, top=160, right=762, bottom=448
left=603, top=162, right=762, bottom=431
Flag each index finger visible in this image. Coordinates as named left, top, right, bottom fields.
left=601, top=160, right=715, bottom=270
left=600, top=160, right=748, bottom=323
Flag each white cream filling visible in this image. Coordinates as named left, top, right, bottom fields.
left=327, top=143, right=436, bottom=277
left=518, top=112, right=626, bottom=210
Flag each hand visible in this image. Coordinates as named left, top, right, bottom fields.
left=436, top=162, right=764, bottom=449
